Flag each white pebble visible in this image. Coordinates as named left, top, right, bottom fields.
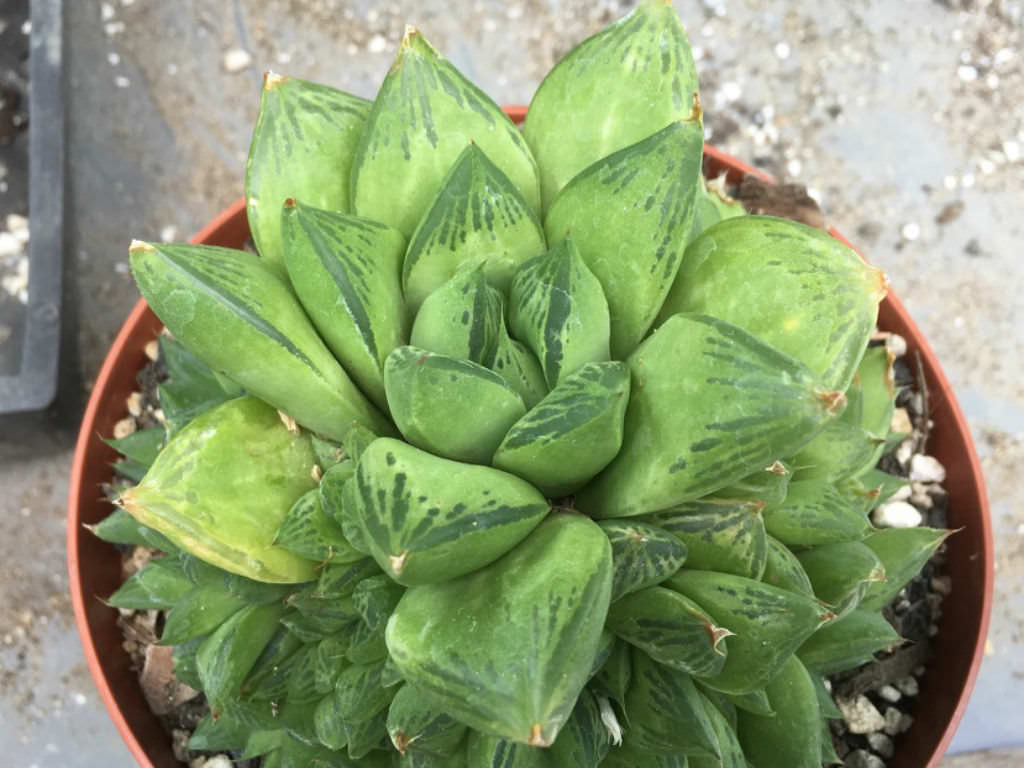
left=957, top=64, right=978, bottom=82
left=0, top=232, right=21, bottom=258
left=986, top=73, right=1000, bottom=90
left=104, top=21, right=125, bottom=36
left=867, top=732, right=895, bottom=758
left=943, top=174, right=958, bottom=190
left=367, top=34, right=388, bottom=53
left=910, top=454, right=946, bottom=483
left=961, top=172, right=975, bottom=188
left=101, top=3, right=115, bottom=21
left=113, top=417, right=137, bottom=439
left=931, top=575, right=952, bottom=595
left=144, top=339, right=160, bottom=361
left=201, top=757, right=233, bottom=768
left=878, top=684, right=902, bottom=703
left=895, top=438, right=914, bottom=466
left=222, top=48, right=252, bottom=73
left=115, top=75, right=130, bottom=88
left=107, top=51, right=120, bottom=66
left=895, top=676, right=919, bottom=697
left=890, top=483, right=912, bottom=502
left=838, top=695, right=887, bottom=734
left=774, top=41, right=791, bottom=60
left=721, top=81, right=742, bottom=102
left=891, top=407, right=913, bottom=435
left=911, top=484, right=934, bottom=509
left=901, top=222, right=920, bottom=241
left=886, top=333, right=907, bottom=358
left=786, top=158, right=802, bottom=177
left=126, top=391, right=143, bottom=417
left=1003, top=140, right=1020, bottom=162
left=872, top=500, right=923, bottom=529
left=160, top=225, right=178, bottom=242
left=847, top=750, right=886, bottom=768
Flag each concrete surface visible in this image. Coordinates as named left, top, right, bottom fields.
left=0, top=0, right=1021, bottom=765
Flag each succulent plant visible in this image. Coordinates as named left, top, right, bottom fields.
left=95, top=3, right=951, bottom=767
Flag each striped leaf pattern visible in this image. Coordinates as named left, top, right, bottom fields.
left=524, top=0, right=699, bottom=208
left=797, top=610, right=901, bottom=676
left=386, top=514, right=612, bottom=747
left=245, top=74, right=370, bottom=274
left=492, top=362, right=630, bottom=497
left=489, top=328, right=549, bottom=409
left=410, top=264, right=504, bottom=365
left=762, top=478, right=873, bottom=548
left=797, top=540, right=886, bottom=616
left=384, top=346, right=526, bottom=464
left=597, top=520, right=688, bottom=603
left=354, top=438, right=548, bottom=585
left=606, top=586, right=729, bottom=678
left=578, top=314, right=843, bottom=518
left=509, top=239, right=610, bottom=388
left=352, top=30, right=540, bottom=239
left=859, top=527, right=951, bottom=610
left=659, top=215, right=888, bottom=392
left=545, top=119, right=704, bottom=358
left=129, top=242, right=392, bottom=439
left=282, top=201, right=408, bottom=412
left=649, top=499, right=768, bottom=579
left=668, top=570, right=833, bottom=695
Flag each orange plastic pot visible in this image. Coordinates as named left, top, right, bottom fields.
left=68, top=106, right=992, bottom=768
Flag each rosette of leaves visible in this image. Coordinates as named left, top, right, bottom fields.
left=95, top=3, right=950, bottom=766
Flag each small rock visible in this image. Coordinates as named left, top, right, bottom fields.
left=910, top=454, right=946, bottom=483
left=910, top=483, right=934, bottom=509
left=899, top=712, right=914, bottom=733
left=867, top=732, right=895, bottom=759
left=201, top=757, right=233, bottom=768
left=935, top=200, right=965, bottom=225
left=838, top=695, right=886, bottom=734
left=964, top=238, right=983, bottom=257
left=883, top=707, right=903, bottom=735
left=877, top=684, right=901, bottom=703
left=900, top=221, right=920, bottom=241
left=144, top=339, right=160, bottom=361
left=113, top=417, right=137, bottom=439
left=222, top=47, right=252, bottom=73
left=872, top=500, right=922, bottom=529
left=367, top=33, right=388, bottom=53
left=126, top=391, right=143, bottom=417
left=847, top=748, right=886, bottom=768
left=895, top=438, right=914, bottom=466
left=891, top=407, right=913, bottom=435
left=895, top=676, right=919, bottom=697
left=171, top=729, right=191, bottom=762
left=890, top=483, right=913, bottom=502
left=885, top=332, right=907, bottom=359
left=153, top=407, right=166, bottom=425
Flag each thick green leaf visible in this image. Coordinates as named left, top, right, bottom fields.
left=246, top=74, right=369, bottom=273
left=188, top=699, right=279, bottom=752
left=313, top=558, right=381, bottom=601
left=344, top=710, right=390, bottom=759
left=689, top=689, right=745, bottom=768
left=508, top=239, right=610, bottom=388
left=160, top=584, right=248, bottom=645
left=313, top=690, right=349, bottom=751
left=275, top=488, right=364, bottom=564
left=598, top=520, right=687, bottom=603
left=197, top=602, right=284, bottom=709
left=858, top=345, right=898, bottom=440
left=384, top=346, right=526, bottom=464
left=689, top=176, right=745, bottom=244
left=281, top=606, right=358, bottom=643
left=545, top=120, right=703, bottom=358
left=400, top=143, right=545, bottom=311
left=242, top=626, right=304, bottom=698
left=601, top=740, right=687, bottom=768
left=346, top=619, right=389, bottom=664
left=493, top=362, right=630, bottom=497
left=760, top=535, right=815, bottom=596
left=762, top=478, right=873, bottom=548
left=738, top=655, right=822, bottom=768
left=590, top=640, right=632, bottom=714
left=720, top=688, right=773, bottom=718
left=856, top=468, right=910, bottom=508
left=171, top=637, right=204, bottom=691
left=605, top=586, right=728, bottom=677
left=354, top=438, right=548, bottom=584
left=106, top=427, right=164, bottom=467
left=281, top=201, right=408, bottom=411
left=798, top=608, right=902, bottom=676
left=314, top=634, right=350, bottom=695
left=578, top=314, right=843, bottom=518
left=106, top=557, right=193, bottom=610
left=707, top=461, right=792, bottom=507
left=626, top=649, right=720, bottom=757
left=549, top=689, right=612, bottom=767
left=658, top=216, right=887, bottom=391
left=387, top=683, right=467, bottom=757
left=330, top=660, right=395, bottom=726
left=797, top=540, right=886, bottom=616
left=859, top=527, right=952, bottom=610
left=649, top=499, right=767, bottom=579
left=352, top=575, right=405, bottom=632
left=410, top=263, right=504, bottom=366
left=119, top=397, right=319, bottom=583
left=87, top=507, right=177, bottom=552
left=524, top=0, right=698, bottom=208
left=130, top=242, right=391, bottom=440
left=489, top=324, right=549, bottom=409
left=465, top=732, right=550, bottom=768
left=157, top=334, right=235, bottom=437
left=285, top=641, right=324, bottom=703
left=811, top=674, right=842, bottom=719
left=112, top=458, right=148, bottom=484
left=319, top=465, right=371, bottom=554
left=353, top=31, right=540, bottom=239
left=386, top=513, right=612, bottom=747
left=311, top=436, right=347, bottom=472
left=668, top=570, right=831, bottom=694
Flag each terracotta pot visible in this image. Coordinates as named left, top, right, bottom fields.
left=68, top=106, right=992, bottom=768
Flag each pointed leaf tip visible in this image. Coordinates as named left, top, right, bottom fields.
left=263, top=71, right=287, bottom=90
left=129, top=239, right=155, bottom=253
left=282, top=197, right=297, bottom=208
left=817, top=390, right=848, bottom=414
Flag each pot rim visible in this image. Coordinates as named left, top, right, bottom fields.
left=67, top=107, right=993, bottom=768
